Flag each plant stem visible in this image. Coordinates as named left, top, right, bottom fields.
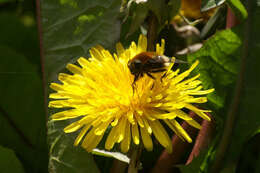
left=186, top=113, right=215, bottom=165
left=147, top=12, right=158, bottom=51
left=128, top=145, right=142, bottom=173
left=36, top=0, right=48, bottom=123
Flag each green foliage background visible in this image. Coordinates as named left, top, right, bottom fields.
left=0, top=0, right=259, bottom=173
left=0, top=0, right=48, bottom=172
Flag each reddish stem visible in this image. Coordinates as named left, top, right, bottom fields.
left=36, top=0, right=48, bottom=122
left=186, top=113, right=215, bottom=164
left=226, top=7, right=240, bottom=29
left=147, top=12, right=158, bottom=51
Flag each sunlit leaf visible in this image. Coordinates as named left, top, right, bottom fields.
left=42, top=0, right=121, bottom=82
left=187, top=28, right=242, bottom=109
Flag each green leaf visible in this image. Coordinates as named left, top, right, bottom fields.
left=146, top=0, right=167, bottom=24
left=48, top=120, right=100, bottom=173
left=201, top=0, right=225, bottom=12
left=42, top=0, right=121, bottom=172
left=255, top=153, right=260, bottom=173
left=179, top=153, right=206, bottom=173
left=226, top=0, right=248, bottom=20
left=0, top=0, right=15, bottom=4
left=0, top=45, right=48, bottom=172
left=0, top=13, right=40, bottom=65
left=222, top=0, right=260, bottom=168
left=232, top=134, right=260, bottom=173
left=41, top=0, right=121, bottom=82
left=127, top=3, right=149, bottom=37
left=168, top=0, right=181, bottom=21
left=0, top=146, right=25, bottom=173
left=220, top=165, right=236, bottom=173
left=187, top=28, right=242, bottom=109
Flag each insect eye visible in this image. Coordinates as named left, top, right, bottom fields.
left=128, top=60, right=142, bottom=74
left=133, top=61, right=143, bottom=71
left=134, top=60, right=142, bottom=68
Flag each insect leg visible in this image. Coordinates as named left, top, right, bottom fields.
left=132, top=73, right=140, bottom=94
left=133, top=73, right=140, bottom=83
left=160, top=72, right=168, bottom=82
left=146, top=72, right=155, bottom=79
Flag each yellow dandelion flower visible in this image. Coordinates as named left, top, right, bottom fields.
left=49, top=35, right=214, bottom=153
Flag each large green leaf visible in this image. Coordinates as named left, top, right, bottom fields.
left=0, top=13, right=40, bottom=66
left=187, top=28, right=242, bottom=109
left=222, top=0, right=260, bottom=169
left=41, top=0, right=121, bottom=172
left=0, top=145, right=25, bottom=173
left=0, top=45, right=48, bottom=172
left=41, top=0, right=121, bottom=82
left=182, top=26, right=244, bottom=172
